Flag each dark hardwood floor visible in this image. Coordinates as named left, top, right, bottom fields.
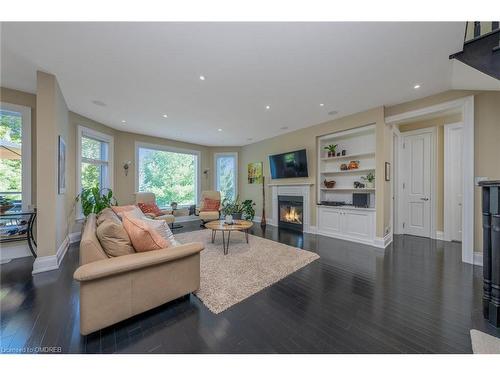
left=1, top=220, right=499, bottom=353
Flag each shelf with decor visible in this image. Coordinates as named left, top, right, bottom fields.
left=320, top=187, right=375, bottom=191
left=316, top=124, right=377, bottom=246
left=321, top=168, right=375, bottom=175
left=320, top=151, right=375, bottom=162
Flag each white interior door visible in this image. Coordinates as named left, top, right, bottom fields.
left=445, top=123, right=463, bottom=242
left=402, top=131, right=432, bottom=237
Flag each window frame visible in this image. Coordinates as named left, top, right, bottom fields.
left=135, top=141, right=201, bottom=208
left=0, top=102, right=31, bottom=211
left=213, top=151, right=238, bottom=200
left=76, top=126, right=114, bottom=219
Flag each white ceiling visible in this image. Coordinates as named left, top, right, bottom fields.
left=1, top=22, right=467, bottom=146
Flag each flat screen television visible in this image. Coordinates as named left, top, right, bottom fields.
left=269, top=149, right=308, bottom=179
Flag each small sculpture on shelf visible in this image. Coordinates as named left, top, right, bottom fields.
left=348, top=160, right=360, bottom=170
left=341, top=150, right=346, bottom=156
left=324, top=144, right=338, bottom=158
left=340, top=163, right=348, bottom=171
left=354, top=181, right=365, bottom=189
left=323, top=179, right=336, bottom=189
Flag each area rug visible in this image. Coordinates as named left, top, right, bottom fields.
left=470, top=329, right=500, bottom=354
left=175, top=229, right=319, bottom=314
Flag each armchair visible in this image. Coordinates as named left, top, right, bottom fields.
left=196, top=190, right=221, bottom=225
left=134, top=192, right=175, bottom=226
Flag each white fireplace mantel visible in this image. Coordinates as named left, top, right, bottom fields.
left=268, top=183, right=313, bottom=233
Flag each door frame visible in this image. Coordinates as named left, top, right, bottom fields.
left=385, top=96, right=474, bottom=264
left=444, top=122, right=464, bottom=242
left=392, top=125, right=401, bottom=235
left=398, top=127, right=437, bottom=239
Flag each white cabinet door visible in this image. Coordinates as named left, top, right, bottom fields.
left=342, top=210, right=372, bottom=240
left=318, top=207, right=342, bottom=234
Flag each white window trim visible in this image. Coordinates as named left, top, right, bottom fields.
left=0, top=102, right=31, bottom=211
left=213, top=151, right=238, bottom=198
left=135, top=141, right=201, bottom=207
left=76, top=126, right=114, bottom=219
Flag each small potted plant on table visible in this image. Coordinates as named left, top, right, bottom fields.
left=324, top=144, right=338, bottom=158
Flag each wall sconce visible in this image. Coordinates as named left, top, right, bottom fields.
left=203, top=168, right=210, bottom=178
left=123, top=161, right=132, bottom=176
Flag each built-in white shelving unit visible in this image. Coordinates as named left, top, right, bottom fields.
left=316, top=124, right=378, bottom=246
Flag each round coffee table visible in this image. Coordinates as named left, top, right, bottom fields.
left=205, top=220, right=253, bottom=255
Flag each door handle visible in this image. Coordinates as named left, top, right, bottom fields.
left=420, top=197, right=429, bottom=201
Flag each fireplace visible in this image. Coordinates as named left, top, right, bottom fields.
left=278, top=195, right=304, bottom=232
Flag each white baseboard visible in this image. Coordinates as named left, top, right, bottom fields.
left=32, top=234, right=71, bottom=275
left=69, top=231, right=81, bottom=243
left=253, top=216, right=261, bottom=223
left=435, top=231, right=444, bottom=240
left=374, top=232, right=393, bottom=248
left=305, top=225, right=317, bottom=234
left=473, top=252, right=483, bottom=266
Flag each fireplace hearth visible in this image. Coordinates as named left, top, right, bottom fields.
left=278, top=195, right=304, bottom=232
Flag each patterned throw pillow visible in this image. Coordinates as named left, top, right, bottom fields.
left=202, top=198, right=220, bottom=212
left=137, top=202, right=163, bottom=217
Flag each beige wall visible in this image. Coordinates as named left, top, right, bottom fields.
left=239, top=106, right=390, bottom=237
left=113, top=131, right=212, bottom=205
left=36, top=71, right=69, bottom=257
left=0, top=87, right=37, bottom=205
left=387, top=90, right=500, bottom=253
left=399, top=113, right=463, bottom=232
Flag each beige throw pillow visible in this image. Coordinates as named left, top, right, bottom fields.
left=97, top=207, right=120, bottom=226
left=96, top=218, right=135, bottom=257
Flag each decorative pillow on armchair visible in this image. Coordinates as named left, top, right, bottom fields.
left=202, top=198, right=220, bottom=212
left=137, top=202, right=163, bottom=217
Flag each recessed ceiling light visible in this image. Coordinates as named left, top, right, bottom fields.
left=92, top=100, right=106, bottom=107
left=199, top=75, right=206, bottom=81
left=280, top=126, right=289, bottom=130
left=162, top=114, right=168, bottom=118
left=328, top=110, right=338, bottom=116
left=414, top=84, right=421, bottom=89
left=217, top=128, right=222, bottom=132
left=265, top=105, right=271, bottom=110
left=320, top=103, right=325, bottom=107
left=121, top=120, right=126, bottom=123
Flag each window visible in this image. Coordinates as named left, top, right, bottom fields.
left=77, top=127, right=113, bottom=214
left=136, top=143, right=200, bottom=207
left=214, top=152, right=238, bottom=201
left=0, top=102, right=31, bottom=211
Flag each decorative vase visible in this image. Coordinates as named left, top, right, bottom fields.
left=342, top=150, right=346, bottom=156
left=225, top=214, right=233, bottom=224
left=233, top=213, right=242, bottom=220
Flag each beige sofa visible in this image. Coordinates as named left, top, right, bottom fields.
left=73, top=214, right=204, bottom=335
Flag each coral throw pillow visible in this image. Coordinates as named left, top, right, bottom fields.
left=202, top=198, right=220, bottom=212
left=121, top=212, right=173, bottom=252
left=137, top=202, right=163, bottom=217
left=111, top=205, right=144, bottom=219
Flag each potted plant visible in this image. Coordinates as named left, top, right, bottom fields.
left=361, top=172, right=375, bottom=189
left=221, top=196, right=243, bottom=223
left=241, top=199, right=256, bottom=221
left=324, top=144, right=338, bottom=157
left=76, top=184, right=118, bottom=217
left=0, top=196, right=14, bottom=213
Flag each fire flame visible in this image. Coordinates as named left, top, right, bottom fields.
left=283, top=207, right=302, bottom=224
